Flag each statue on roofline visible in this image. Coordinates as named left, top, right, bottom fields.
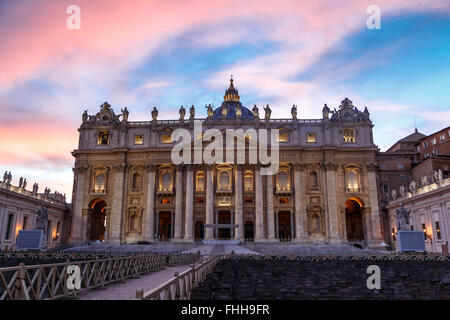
left=264, top=104, right=271, bottom=120
left=189, top=105, right=195, bottom=120
left=291, top=105, right=297, bottom=119
left=179, top=105, right=186, bottom=121
left=151, top=107, right=158, bottom=121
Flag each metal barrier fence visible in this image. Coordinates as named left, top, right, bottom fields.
left=136, top=256, right=222, bottom=300
left=0, top=253, right=200, bottom=300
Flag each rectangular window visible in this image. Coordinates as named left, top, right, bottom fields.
left=5, top=214, right=14, bottom=240
left=244, top=197, right=254, bottom=204
left=161, top=134, right=172, bottom=143
left=435, top=221, right=441, bottom=240
left=161, top=197, right=171, bottom=205
left=279, top=197, right=289, bottom=204
left=195, top=197, right=205, bottom=204
left=307, top=133, right=316, bottom=143
left=422, top=223, right=427, bottom=240
left=398, top=164, right=404, bottom=169
left=440, top=134, right=445, bottom=140
left=391, top=228, right=396, bottom=241
left=383, top=184, right=388, bottom=193
left=343, top=128, right=355, bottom=143
left=47, top=221, right=52, bottom=240
left=134, top=135, right=144, bottom=145
left=277, top=132, right=288, bottom=143
left=432, top=138, right=437, bottom=145
left=97, top=131, right=109, bottom=145
left=410, top=225, right=414, bottom=231
left=22, top=216, right=28, bottom=230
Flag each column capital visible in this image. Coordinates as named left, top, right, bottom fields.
left=293, top=163, right=306, bottom=171
left=73, top=164, right=89, bottom=174
left=321, top=162, right=338, bottom=171
left=112, top=163, right=127, bottom=172
left=365, top=162, right=377, bottom=172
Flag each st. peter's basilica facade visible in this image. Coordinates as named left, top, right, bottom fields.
left=70, top=79, right=383, bottom=248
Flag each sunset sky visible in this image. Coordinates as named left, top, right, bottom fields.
left=0, top=0, right=449, bottom=200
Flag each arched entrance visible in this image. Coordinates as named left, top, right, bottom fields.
left=217, top=211, right=231, bottom=239
left=345, top=197, right=365, bottom=242
left=89, top=199, right=107, bottom=241
left=158, top=211, right=172, bottom=240
left=278, top=211, right=292, bottom=241
left=195, top=221, right=204, bottom=240
left=244, top=221, right=254, bottom=241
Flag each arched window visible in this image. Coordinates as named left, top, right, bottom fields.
left=94, top=173, right=105, bottom=193
left=219, top=171, right=230, bottom=190
left=309, top=171, right=318, bottom=190
left=196, top=171, right=205, bottom=191
left=132, top=173, right=141, bottom=191
left=162, top=172, right=172, bottom=190
left=278, top=171, right=288, bottom=190
left=244, top=171, right=253, bottom=191
left=346, top=169, right=359, bottom=192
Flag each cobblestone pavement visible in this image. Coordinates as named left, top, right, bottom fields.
left=77, top=265, right=191, bottom=300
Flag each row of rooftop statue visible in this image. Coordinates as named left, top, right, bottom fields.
left=81, top=98, right=371, bottom=123
left=1, top=171, right=66, bottom=203
left=391, top=169, right=445, bottom=201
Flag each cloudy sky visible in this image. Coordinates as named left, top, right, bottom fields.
left=0, top=0, right=449, bottom=199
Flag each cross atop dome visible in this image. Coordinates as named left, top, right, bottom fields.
left=224, top=76, right=240, bottom=102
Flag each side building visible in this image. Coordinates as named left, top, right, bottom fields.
left=378, top=126, right=450, bottom=252
left=70, top=79, right=383, bottom=248
left=0, top=176, right=70, bottom=250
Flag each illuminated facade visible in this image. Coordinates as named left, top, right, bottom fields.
left=70, top=79, right=383, bottom=247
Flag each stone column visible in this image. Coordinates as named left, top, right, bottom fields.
left=293, top=164, right=306, bottom=242
left=255, top=166, right=264, bottom=241
left=290, top=211, right=295, bottom=240
left=266, top=174, right=276, bottom=240
left=144, top=165, right=155, bottom=241
left=70, top=165, right=88, bottom=245
left=231, top=211, right=235, bottom=238
left=184, top=165, right=194, bottom=241
left=234, top=166, right=243, bottom=240
left=205, top=166, right=214, bottom=240
left=275, top=211, right=279, bottom=239
left=366, top=163, right=383, bottom=247
left=109, top=164, right=126, bottom=244
left=325, top=162, right=340, bottom=244
left=174, top=166, right=183, bottom=239
left=171, top=211, right=175, bottom=239
left=155, top=211, right=160, bottom=238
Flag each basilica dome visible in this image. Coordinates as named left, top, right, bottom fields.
left=212, top=78, right=255, bottom=120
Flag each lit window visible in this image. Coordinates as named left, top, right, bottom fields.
left=343, top=128, right=355, bottom=143
left=277, top=131, right=288, bottom=143
left=134, top=135, right=144, bottom=145
left=432, top=138, right=437, bottom=145
left=98, top=131, right=109, bottom=145
left=196, top=171, right=205, bottom=191
left=277, top=171, right=289, bottom=190
left=245, top=197, right=253, bottom=204
left=244, top=171, right=253, bottom=191
left=398, top=164, right=404, bottom=169
left=346, top=169, right=359, bottom=192
left=161, top=172, right=172, bottom=191
left=218, top=171, right=231, bottom=190
left=94, top=173, right=105, bottom=193
left=307, top=133, right=316, bottom=143
left=161, top=129, right=173, bottom=143
left=161, top=197, right=171, bottom=205
left=279, top=197, right=289, bottom=204
left=435, top=221, right=441, bottom=240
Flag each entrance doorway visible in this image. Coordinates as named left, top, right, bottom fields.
left=244, top=221, right=254, bottom=241
left=89, top=199, right=106, bottom=241
left=278, top=211, right=292, bottom=240
left=158, top=211, right=172, bottom=240
left=195, top=221, right=204, bottom=240
left=345, top=197, right=365, bottom=241
left=217, top=211, right=231, bottom=239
